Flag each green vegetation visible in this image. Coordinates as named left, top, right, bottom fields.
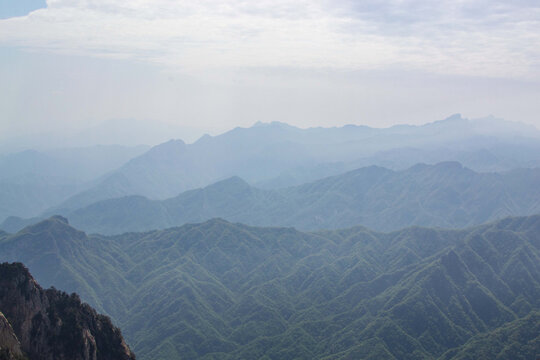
left=441, top=311, right=540, bottom=359
left=1, top=215, right=539, bottom=359
left=7, top=162, right=538, bottom=235
left=10, top=115, right=538, bottom=219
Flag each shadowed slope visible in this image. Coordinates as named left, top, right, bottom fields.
left=1, top=215, right=540, bottom=359
left=8, top=162, right=538, bottom=235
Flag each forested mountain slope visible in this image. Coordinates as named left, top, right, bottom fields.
left=0, top=145, right=149, bottom=222
left=6, top=162, right=538, bottom=235
left=50, top=115, right=540, bottom=212
left=1, top=215, right=539, bottom=359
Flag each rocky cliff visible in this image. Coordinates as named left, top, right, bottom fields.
left=0, top=311, right=24, bottom=360
left=0, top=262, right=135, bottom=360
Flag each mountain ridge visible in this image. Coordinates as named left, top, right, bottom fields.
left=43, top=114, right=540, bottom=212
left=5, top=162, right=539, bottom=235
left=1, top=214, right=540, bottom=359
left=0, top=145, right=149, bottom=223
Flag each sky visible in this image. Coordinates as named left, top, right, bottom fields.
left=1, top=0, right=539, bottom=147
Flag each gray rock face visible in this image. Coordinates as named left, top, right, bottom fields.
left=0, top=263, right=135, bottom=360
left=0, top=311, right=23, bottom=360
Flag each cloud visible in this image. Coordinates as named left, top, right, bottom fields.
left=0, top=0, right=539, bottom=79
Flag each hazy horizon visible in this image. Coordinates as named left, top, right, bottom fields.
left=1, top=112, right=539, bottom=153
left=2, top=0, right=540, bottom=150
left=2, top=3, right=540, bottom=359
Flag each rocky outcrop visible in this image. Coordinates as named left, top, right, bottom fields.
left=0, top=263, right=135, bottom=360
left=0, top=311, right=24, bottom=360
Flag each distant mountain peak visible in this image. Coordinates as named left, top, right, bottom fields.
left=44, top=215, right=71, bottom=225
left=427, top=113, right=468, bottom=127
left=137, top=138, right=187, bottom=158
left=205, top=176, right=251, bottom=191
left=50, top=215, right=69, bottom=225
left=346, top=164, right=393, bottom=177
left=200, top=217, right=233, bottom=226
left=252, top=121, right=292, bottom=128
left=199, top=133, right=212, bottom=140
left=219, top=175, right=248, bottom=183
left=156, top=138, right=186, bottom=148
left=20, top=216, right=80, bottom=238
left=445, top=113, right=464, bottom=121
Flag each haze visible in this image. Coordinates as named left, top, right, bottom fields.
left=1, top=0, right=540, bottom=150
left=3, top=2, right=540, bottom=359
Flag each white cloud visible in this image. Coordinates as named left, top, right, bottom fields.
left=0, top=0, right=539, bottom=78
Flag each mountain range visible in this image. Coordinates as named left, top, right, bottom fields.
left=1, top=114, right=540, bottom=359
left=4, top=161, right=540, bottom=235
left=0, top=215, right=539, bottom=359
left=0, top=145, right=149, bottom=222
left=44, top=114, right=540, bottom=213
left=2, top=114, right=540, bottom=224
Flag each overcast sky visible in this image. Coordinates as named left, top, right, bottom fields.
left=1, top=0, right=539, bottom=146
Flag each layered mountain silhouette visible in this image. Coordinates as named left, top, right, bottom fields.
left=45, top=115, right=540, bottom=213
left=1, top=115, right=540, bottom=359
left=5, top=162, right=539, bottom=235
left=0, top=261, right=135, bottom=360
left=0, top=145, right=149, bottom=222
left=2, top=115, right=540, bottom=224
left=1, top=215, right=539, bottom=359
